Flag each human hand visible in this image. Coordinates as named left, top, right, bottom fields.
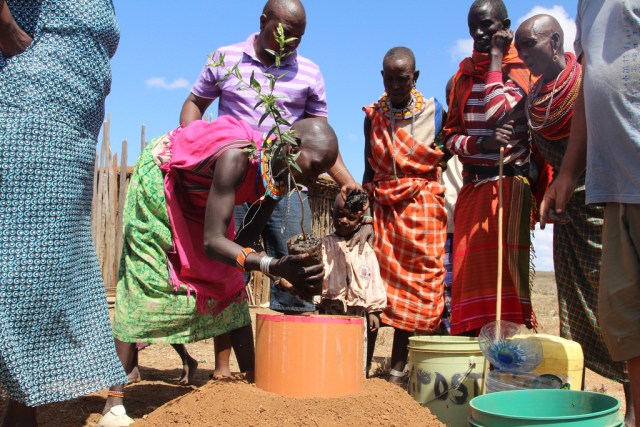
left=0, top=14, right=33, bottom=57
left=491, top=29, right=513, bottom=55
left=271, top=253, right=324, bottom=299
left=539, top=173, right=576, bottom=229
left=480, top=120, right=514, bottom=152
left=274, top=277, right=296, bottom=293
left=346, top=223, right=374, bottom=255
left=368, top=312, right=381, bottom=332
left=340, top=183, right=367, bottom=206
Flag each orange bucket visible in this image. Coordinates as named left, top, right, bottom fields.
left=254, top=313, right=364, bottom=397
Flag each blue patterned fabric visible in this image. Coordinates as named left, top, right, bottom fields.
left=0, top=0, right=127, bottom=406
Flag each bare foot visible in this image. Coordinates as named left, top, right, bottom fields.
left=209, top=372, right=252, bottom=383
left=178, top=356, right=198, bottom=385
left=127, top=366, right=141, bottom=384
left=211, top=363, right=232, bottom=380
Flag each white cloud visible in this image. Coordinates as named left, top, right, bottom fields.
left=517, top=5, right=576, bottom=53
left=145, top=77, right=190, bottom=90
left=532, top=224, right=554, bottom=272
left=450, top=38, right=474, bottom=63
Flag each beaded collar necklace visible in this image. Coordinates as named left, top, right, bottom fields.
left=258, top=150, right=287, bottom=200
left=379, top=88, right=425, bottom=120
left=525, top=54, right=581, bottom=136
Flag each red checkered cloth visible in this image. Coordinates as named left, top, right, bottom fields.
left=363, top=98, right=447, bottom=333
left=449, top=176, right=534, bottom=335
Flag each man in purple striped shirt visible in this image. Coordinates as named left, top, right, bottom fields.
left=179, top=0, right=357, bottom=380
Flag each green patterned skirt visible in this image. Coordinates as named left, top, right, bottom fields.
left=112, top=144, right=250, bottom=344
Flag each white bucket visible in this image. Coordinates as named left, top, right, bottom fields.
left=407, top=336, right=485, bottom=427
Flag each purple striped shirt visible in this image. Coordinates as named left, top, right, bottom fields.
left=191, top=33, right=328, bottom=133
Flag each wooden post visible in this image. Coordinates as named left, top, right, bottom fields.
left=115, top=140, right=128, bottom=283
left=141, top=124, right=146, bottom=154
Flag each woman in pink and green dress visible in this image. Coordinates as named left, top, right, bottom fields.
left=100, top=115, right=338, bottom=426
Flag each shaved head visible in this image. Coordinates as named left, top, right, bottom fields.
left=383, top=46, right=416, bottom=71
left=514, top=13, right=566, bottom=80
left=518, top=14, right=564, bottom=48
left=262, top=0, right=306, bottom=21
left=292, top=118, right=339, bottom=172
left=256, top=0, right=306, bottom=66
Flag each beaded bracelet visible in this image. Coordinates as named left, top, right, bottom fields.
left=361, top=215, right=374, bottom=225
left=235, top=247, right=257, bottom=272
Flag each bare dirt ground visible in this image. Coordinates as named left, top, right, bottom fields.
left=0, top=272, right=627, bottom=426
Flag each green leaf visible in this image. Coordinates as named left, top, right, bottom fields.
left=265, top=48, right=277, bottom=58
left=207, top=52, right=225, bottom=68
left=232, top=64, right=242, bottom=80
left=281, top=132, right=297, bottom=145
left=265, top=126, right=277, bottom=141
left=242, top=141, right=257, bottom=156
left=258, top=111, right=270, bottom=126
left=275, top=71, right=290, bottom=81
left=216, top=72, right=231, bottom=86
left=253, top=99, right=265, bottom=110
left=289, top=159, right=302, bottom=173
left=275, top=117, right=292, bottom=127
left=289, top=151, right=301, bottom=161
left=249, top=71, right=262, bottom=93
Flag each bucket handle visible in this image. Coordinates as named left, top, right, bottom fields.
left=421, top=358, right=477, bottom=406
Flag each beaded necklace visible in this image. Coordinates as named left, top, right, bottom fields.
left=257, top=149, right=287, bottom=200
left=525, top=53, right=582, bottom=140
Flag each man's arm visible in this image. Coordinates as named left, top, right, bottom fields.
left=180, top=93, right=214, bottom=127
left=304, top=112, right=356, bottom=186
left=203, top=150, right=256, bottom=264
left=362, top=117, right=374, bottom=186
left=540, top=54, right=587, bottom=228
left=484, top=30, right=525, bottom=127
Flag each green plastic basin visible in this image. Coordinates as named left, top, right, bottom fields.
left=469, top=389, right=621, bottom=426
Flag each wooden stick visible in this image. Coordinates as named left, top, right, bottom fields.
left=496, top=146, right=505, bottom=339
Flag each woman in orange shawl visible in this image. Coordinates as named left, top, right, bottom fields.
left=363, top=47, right=446, bottom=384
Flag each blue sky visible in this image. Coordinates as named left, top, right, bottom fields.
left=105, top=0, right=580, bottom=271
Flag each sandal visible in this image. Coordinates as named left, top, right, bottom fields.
left=386, top=368, right=408, bottom=388
left=97, top=405, right=134, bottom=427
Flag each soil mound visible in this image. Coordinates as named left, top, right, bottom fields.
left=133, top=378, right=444, bottom=427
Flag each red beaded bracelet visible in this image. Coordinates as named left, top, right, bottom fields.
left=235, top=247, right=257, bottom=272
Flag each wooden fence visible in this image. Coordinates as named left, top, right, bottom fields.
left=91, top=117, right=339, bottom=305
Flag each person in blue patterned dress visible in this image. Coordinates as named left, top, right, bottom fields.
left=0, top=0, right=128, bottom=425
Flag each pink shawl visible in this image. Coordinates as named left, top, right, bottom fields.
left=159, top=116, right=264, bottom=316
